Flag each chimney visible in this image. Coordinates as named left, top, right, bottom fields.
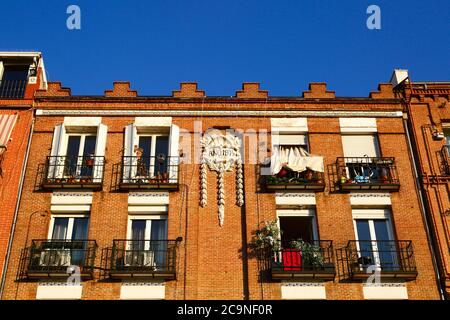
left=390, top=69, right=409, bottom=87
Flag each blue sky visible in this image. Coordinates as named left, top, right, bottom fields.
left=0, top=0, right=449, bottom=96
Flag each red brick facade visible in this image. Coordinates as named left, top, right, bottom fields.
left=395, top=80, right=450, bottom=298
left=0, top=53, right=46, bottom=288
left=0, top=79, right=443, bottom=300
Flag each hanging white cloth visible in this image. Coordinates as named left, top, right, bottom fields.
left=270, top=146, right=324, bottom=175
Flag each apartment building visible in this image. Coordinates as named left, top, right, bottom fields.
left=392, top=71, right=450, bottom=298
left=0, top=52, right=47, bottom=290
left=0, top=79, right=442, bottom=300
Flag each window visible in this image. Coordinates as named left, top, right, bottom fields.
left=126, top=215, right=168, bottom=267
left=64, top=134, right=97, bottom=178
left=1, top=65, right=29, bottom=81
left=341, top=134, right=380, bottom=158
left=277, top=134, right=309, bottom=152
left=277, top=209, right=318, bottom=245
left=341, top=135, right=383, bottom=182
left=45, top=215, right=90, bottom=266
left=353, top=211, right=399, bottom=271
left=135, top=134, right=169, bottom=178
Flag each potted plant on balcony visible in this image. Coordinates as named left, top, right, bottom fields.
left=85, top=153, right=95, bottom=168
left=289, top=239, right=324, bottom=268
left=253, top=220, right=281, bottom=258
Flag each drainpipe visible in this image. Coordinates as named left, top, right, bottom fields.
left=0, top=109, right=35, bottom=299
left=403, top=110, right=445, bottom=300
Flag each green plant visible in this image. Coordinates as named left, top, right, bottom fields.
left=253, top=220, right=281, bottom=251
left=288, top=239, right=324, bottom=268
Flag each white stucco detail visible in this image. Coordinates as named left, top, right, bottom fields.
left=36, top=284, right=83, bottom=300
left=275, top=192, right=316, bottom=205
left=120, top=282, right=165, bottom=300
left=363, top=284, right=408, bottom=300
left=281, top=282, right=326, bottom=300
left=339, top=118, right=377, bottom=133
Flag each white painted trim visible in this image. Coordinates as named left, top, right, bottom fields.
left=349, top=193, right=391, bottom=206
left=352, top=208, right=391, bottom=219
left=363, top=284, right=408, bottom=300
left=276, top=209, right=315, bottom=217
left=128, top=206, right=168, bottom=213
left=135, top=117, right=172, bottom=127
left=36, top=109, right=404, bottom=118
left=281, top=283, right=326, bottom=300
left=36, top=284, right=83, bottom=300
left=51, top=192, right=93, bottom=205
left=128, top=192, right=169, bottom=205
left=50, top=205, right=91, bottom=213
left=120, top=283, right=165, bottom=300
left=63, top=117, right=102, bottom=127
left=339, top=118, right=377, bottom=133
left=275, top=193, right=316, bottom=206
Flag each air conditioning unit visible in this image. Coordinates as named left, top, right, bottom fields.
left=125, top=251, right=155, bottom=268
left=40, top=250, right=70, bottom=267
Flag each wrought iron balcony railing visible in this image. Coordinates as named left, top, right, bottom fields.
left=261, top=240, right=335, bottom=280
left=260, top=162, right=325, bottom=191
left=441, top=145, right=450, bottom=175
left=40, top=155, right=105, bottom=190
left=336, top=240, right=417, bottom=280
left=0, top=79, right=27, bottom=98
left=106, top=240, right=179, bottom=279
left=120, top=156, right=179, bottom=190
left=336, top=157, right=400, bottom=191
left=17, top=240, right=97, bottom=280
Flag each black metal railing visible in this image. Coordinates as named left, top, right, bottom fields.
left=336, top=157, right=400, bottom=191
left=441, top=145, right=450, bottom=175
left=107, top=240, right=179, bottom=279
left=0, top=79, right=27, bottom=98
left=261, top=162, right=325, bottom=191
left=264, top=240, right=335, bottom=280
left=17, top=240, right=97, bottom=280
left=41, top=155, right=105, bottom=189
left=338, top=240, right=417, bottom=280
left=120, top=156, right=179, bottom=189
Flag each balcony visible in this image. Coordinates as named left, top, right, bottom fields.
left=336, top=240, right=417, bottom=281
left=336, top=157, right=400, bottom=191
left=119, top=156, right=179, bottom=190
left=17, top=240, right=97, bottom=280
left=40, top=155, right=105, bottom=190
left=264, top=240, right=335, bottom=280
left=441, top=145, right=450, bottom=175
left=0, top=79, right=27, bottom=98
left=106, top=240, right=179, bottom=280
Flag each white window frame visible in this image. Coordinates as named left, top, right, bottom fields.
left=126, top=215, right=168, bottom=250
left=276, top=208, right=319, bottom=243
left=352, top=209, right=396, bottom=270
left=47, top=214, right=89, bottom=240
left=63, top=133, right=97, bottom=177
left=136, top=134, right=170, bottom=179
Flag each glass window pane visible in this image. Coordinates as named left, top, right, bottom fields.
left=138, top=136, right=152, bottom=158
left=150, top=220, right=167, bottom=241
left=66, top=136, right=81, bottom=158
left=374, top=219, right=398, bottom=270
left=355, top=219, right=374, bottom=265
left=71, top=218, right=89, bottom=240
left=131, top=220, right=146, bottom=251
left=154, top=136, right=169, bottom=176
left=83, top=136, right=97, bottom=157
left=51, top=218, right=69, bottom=240
left=150, top=219, right=167, bottom=267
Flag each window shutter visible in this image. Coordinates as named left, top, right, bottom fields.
left=168, top=124, right=180, bottom=183
left=93, top=124, right=107, bottom=183
left=277, top=134, right=308, bottom=146
left=48, top=124, right=66, bottom=179
left=123, top=123, right=138, bottom=182
left=341, top=135, right=380, bottom=158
